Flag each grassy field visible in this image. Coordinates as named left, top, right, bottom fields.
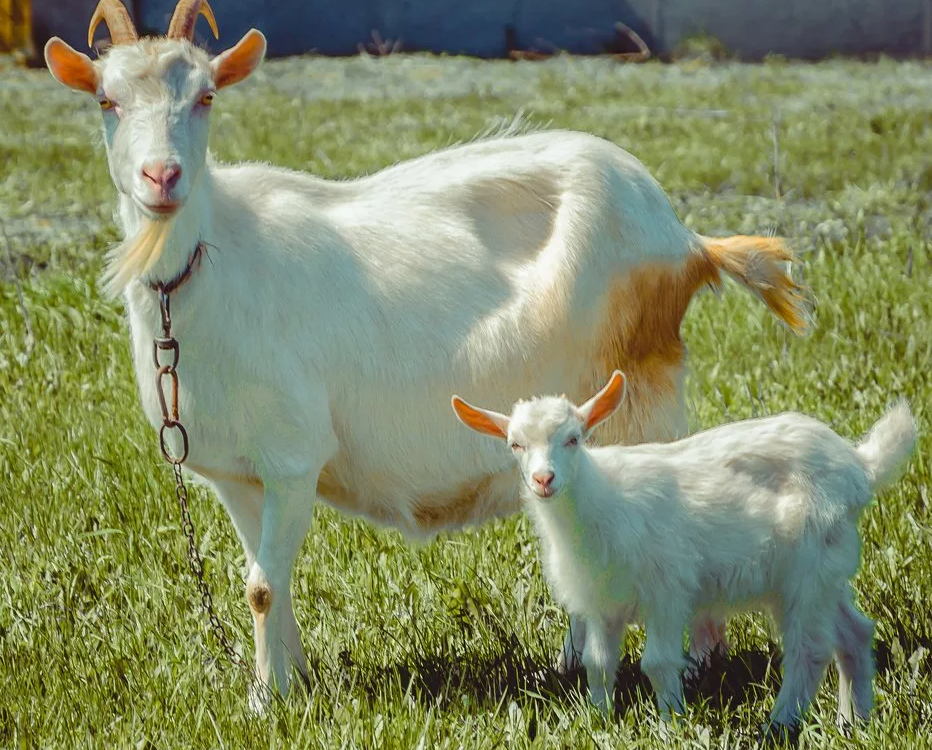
left=1, top=51, right=931, bottom=748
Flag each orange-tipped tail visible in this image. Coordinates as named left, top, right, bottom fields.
left=701, top=235, right=809, bottom=335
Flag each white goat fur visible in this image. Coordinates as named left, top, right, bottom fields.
left=45, top=20, right=809, bottom=706
left=452, top=372, right=917, bottom=731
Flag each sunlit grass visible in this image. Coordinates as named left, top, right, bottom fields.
left=1, top=53, right=931, bottom=748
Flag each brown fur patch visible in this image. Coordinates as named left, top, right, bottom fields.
left=247, top=582, right=272, bottom=615
left=189, top=460, right=508, bottom=532
left=589, top=252, right=719, bottom=445
left=586, top=234, right=807, bottom=445
left=412, top=474, right=495, bottom=531
left=313, top=465, right=391, bottom=520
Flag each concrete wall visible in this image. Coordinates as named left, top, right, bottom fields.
left=30, top=0, right=930, bottom=60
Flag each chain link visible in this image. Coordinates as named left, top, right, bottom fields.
left=152, top=285, right=254, bottom=679
left=172, top=461, right=250, bottom=670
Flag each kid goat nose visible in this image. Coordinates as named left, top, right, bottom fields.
left=142, top=161, right=181, bottom=193
left=532, top=471, right=555, bottom=489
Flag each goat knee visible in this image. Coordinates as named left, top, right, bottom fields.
left=246, top=567, right=273, bottom=615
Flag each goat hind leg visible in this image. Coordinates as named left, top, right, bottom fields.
left=686, top=611, right=728, bottom=679
left=769, top=608, right=834, bottom=734
left=834, top=589, right=875, bottom=729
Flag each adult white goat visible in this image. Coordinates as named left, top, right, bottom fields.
left=45, top=0, right=808, bottom=707
left=452, top=372, right=916, bottom=737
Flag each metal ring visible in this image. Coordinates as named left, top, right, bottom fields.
left=159, top=420, right=189, bottom=464
left=153, top=337, right=180, bottom=370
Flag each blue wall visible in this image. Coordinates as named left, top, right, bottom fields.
left=32, top=0, right=928, bottom=60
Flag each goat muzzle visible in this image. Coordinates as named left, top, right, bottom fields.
left=167, top=0, right=220, bottom=42
left=87, top=0, right=139, bottom=48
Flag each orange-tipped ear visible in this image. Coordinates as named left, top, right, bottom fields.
left=451, top=396, right=510, bottom=439
left=576, top=370, right=627, bottom=434
left=45, top=38, right=98, bottom=95
left=211, top=28, right=266, bottom=90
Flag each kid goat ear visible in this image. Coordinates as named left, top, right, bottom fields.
left=576, top=370, right=627, bottom=434
left=450, top=396, right=510, bottom=439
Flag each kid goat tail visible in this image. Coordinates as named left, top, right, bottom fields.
left=856, top=400, right=917, bottom=492
left=699, top=235, right=809, bottom=336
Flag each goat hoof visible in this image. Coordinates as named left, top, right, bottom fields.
left=554, top=650, right=582, bottom=676
left=657, top=719, right=676, bottom=742
left=248, top=682, right=272, bottom=716
left=756, top=721, right=800, bottom=748
left=835, top=712, right=867, bottom=736
left=296, top=665, right=313, bottom=696
left=587, top=689, right=613, bottom=718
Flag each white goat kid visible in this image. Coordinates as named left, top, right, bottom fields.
left=452, top=372, right=916, bottom=735
left=45, top=0, right=808, bottom=708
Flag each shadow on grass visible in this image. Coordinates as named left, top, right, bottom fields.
left=351, top=621, right=932, bottom=721
left=351, top=618, right=785, bottom=716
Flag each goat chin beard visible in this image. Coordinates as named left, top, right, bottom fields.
left=101, top=216, right=173, bottom=299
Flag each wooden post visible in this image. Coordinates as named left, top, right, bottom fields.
left=0, top=0, right=33, bottom=57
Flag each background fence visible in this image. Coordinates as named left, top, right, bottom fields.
left=13, top=0, right=932, bottom=61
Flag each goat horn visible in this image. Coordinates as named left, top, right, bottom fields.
left=87, top=0, right=139, bottom=48
left=167, top=0, right=220, bottom=42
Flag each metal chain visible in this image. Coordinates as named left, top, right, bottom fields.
left=171, top=461, right=250, bottom=671
left=152, top=287, right=253, bottom=676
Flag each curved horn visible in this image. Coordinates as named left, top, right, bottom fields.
left=167, top=0, right=220, bottom=42
left=87, top=0, right=139, bottom=49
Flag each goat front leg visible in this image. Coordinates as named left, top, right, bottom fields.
left=556, top=615, right=587, bottom=674
left=561, top=608, right=720, bottom=680
left=642, top=605, right=689, bottom=722
left=209, top=475, right=310, bottom=706
left=582, top=618, right=624, bottom=715
left=247, top=471, right=320, bottom=711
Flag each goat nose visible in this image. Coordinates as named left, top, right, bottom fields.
left=142, top=161, right=182, bottom=192
left=532, top=471, right=555, bottom=489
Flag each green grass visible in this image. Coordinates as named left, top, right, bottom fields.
left=2, top=53, right=931, bottom=748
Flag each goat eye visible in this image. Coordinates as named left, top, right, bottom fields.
left=199, top=92, right=215, bottom=107
left=98, top=98, right=114, bottom=110
left=565, top=436, right=579, bottom=447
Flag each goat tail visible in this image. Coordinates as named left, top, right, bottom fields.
left=699, top=235, right=809, bottom=336
left=856, top=400, right=917, bottom=492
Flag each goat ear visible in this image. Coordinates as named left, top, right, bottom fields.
left=576, top=370, right=627, bottom=434
left=211, top=28, right=266, bottom=90
left=451, top=396, right=510, bottom=439
left=45, top=38, right=98, bottom=95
